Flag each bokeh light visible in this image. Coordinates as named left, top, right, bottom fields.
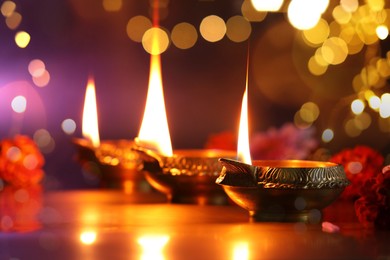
left=368, top=95, right=381, bottom=110
left=226, top=15, right=251, bottom=43
left=377, top=58, right=390, bottom=78
left=347, top=161, right=363, bottom=174
left=23, top=154, right=39, bottom=170
left=126, top=15, right=152, bottom=43
left=344, top=118, right=361, bottom=137
left=308, top=55, right=328, bottom=75
left=322, top=128, right=334, bottom=142
left=321, top=37, right=348, bottom=65
left=199, top=15, right=226, bottom=42
left=299, top=102, right=320, bottom=123
left=351, top=99, right=365, bottom=115
left=15, top=31, right=30, bottom=48
left=32, top=70, right=50, bottom=87
left=287, top=0, right=322, bottom=30
left=171, top=22, right=198, bottom=49
left=250, top=0, right=283, bottom=11
left=354, top=112, right=371, bottom=130
left=6, top=146, right=21, bottom=162
left=1, top=0, right=16, bottom=17
left=33, top=129, right=55, bottom=154
left=142, top=27, right=170, bottom=55
left=28, top=59, right=46, bottom=77
left=302, top=19, right=329, bottom=45
left=5, top=11, right=21, bottom=29
left=379, top=93, right=390, bottom=118
left=376, top=25, right=389, bottom=40
left=332, top=5, right=352, bottom=25
left=102, top=0, right=122, bottom=12
left=11, top=95, right=27, bottom=113
left=340, top=0, right=359, bottom=13
left=241, top=0, right=267, bottom=22
left=62, top=118, right=77, bottom=135
left=366, top=0, right=385, bottom=12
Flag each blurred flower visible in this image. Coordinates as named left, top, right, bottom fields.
left=204, top=123, right=318, bottom=160
left=250, top=123, right=318, bottom=160
left=204, top=131, right=236, bottom=150
left=330, top=145, right=384, bottom=200
left=354, top=165, right=390, bottom=229
left=0, top=135, right=45, bottom=187
left=0, top=185, right=43, bottom=232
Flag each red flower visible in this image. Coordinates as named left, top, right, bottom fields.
left=330, top=145, right=384, bottom=200
left=204, top=131, right=236, bottom=151
left=354, top=165, right=390, bottom=229
left=0, top=135, right=45, bottom=187
left=0, top=185, right=43, bottom=232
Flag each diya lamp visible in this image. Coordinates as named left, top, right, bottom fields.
left=73, top=77, right=145, bottom=192
left=216, top=80, right=350, bottom=222
left=133, top=51, right=236, bottom=205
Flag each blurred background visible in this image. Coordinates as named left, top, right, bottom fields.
left=0, top=0, right=389, bottom=189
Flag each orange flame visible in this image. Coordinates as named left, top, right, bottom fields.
left=137, top=53, right=173, bottom=157
left=237, top=58, right=252, bottom=164
left=82, top=77, right=100, bottom=147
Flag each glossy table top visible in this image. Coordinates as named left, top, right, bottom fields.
left=0, top=188, right=389, bottom=260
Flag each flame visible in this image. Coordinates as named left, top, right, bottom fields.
left=137, top=52, right=173, bottom=156
left=237, top=60, right=252, bottom=164
left=82, top=77, right=100, bottom=147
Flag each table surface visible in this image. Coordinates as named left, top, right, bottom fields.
left=0, top=188, right=389, bottom=260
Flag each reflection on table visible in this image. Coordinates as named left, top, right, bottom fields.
left=0, top=189, right=389, bottom=260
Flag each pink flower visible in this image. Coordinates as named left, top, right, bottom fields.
left=204, top=123, right=318, bottom=160
left=250, top=123, right=318, bottom=160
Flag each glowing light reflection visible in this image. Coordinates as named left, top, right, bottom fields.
left=137, top=235, right=170, bottom=260
left=232, top=242, right=249, bottom=260
left=80, top=230, right=97, bottom=245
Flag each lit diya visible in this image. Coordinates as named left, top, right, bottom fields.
left=133, top=51, right=235, bottom=204
left=216, top=81, right=349, bottom=222
left=73, top=77, right=144, bottom=192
